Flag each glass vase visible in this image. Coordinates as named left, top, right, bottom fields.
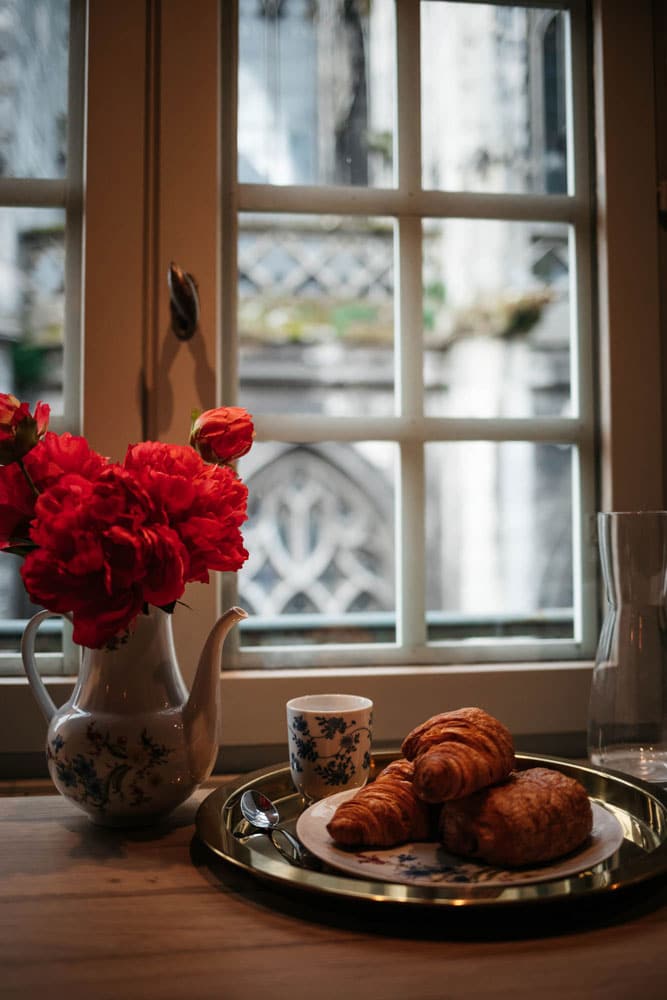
left=587, top=511, right=667, bottom=784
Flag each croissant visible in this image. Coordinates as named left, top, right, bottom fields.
left=401, top=707, right=515, bottom=803
left=374, top=757, right=415, bottom=784
left=439, top=767, right=593, bottom=867
left=326, top=758, right=433, bottom=848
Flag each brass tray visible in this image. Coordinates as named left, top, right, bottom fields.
left=195, top=752, right=667, bottom=909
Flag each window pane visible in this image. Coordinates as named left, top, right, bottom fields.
left=238, top=0, right=396, bottom=187
left=237, top=440, right=396, bottom=646
left=423, top=220, right=571, bottom=418
left=238, top=214, right=394, bottom=416
left=421, top=3, right=568, bottom=195
left=0, top=206, right=65, bottom=652
left=0, top=208, right=66, bottom=415
left=0, top=0, right=70, bottom=179
left=425, top=442, right=574, bottom=639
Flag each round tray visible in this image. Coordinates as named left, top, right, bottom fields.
left=195, top=752, right=667, bottom=909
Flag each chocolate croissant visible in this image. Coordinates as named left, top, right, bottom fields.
left=439, top=767, right=593, bottom=867
left=401, top=707, right=515, bottom=803
left=326, top=758, right=433, bottom=848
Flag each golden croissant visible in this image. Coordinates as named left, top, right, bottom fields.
left=326, top=758, right=433, bottom=848
left=439, top=767, right=593, bottom=867
left=401, top=707, right=515, bottom=803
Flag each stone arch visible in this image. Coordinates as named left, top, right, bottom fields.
left=239, top=442, right=394, bottom=617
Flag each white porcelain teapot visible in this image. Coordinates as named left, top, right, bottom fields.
left=21, top=604, right=247, bottom=826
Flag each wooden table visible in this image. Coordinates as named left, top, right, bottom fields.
left=1, top=786, right=666, bottom=1000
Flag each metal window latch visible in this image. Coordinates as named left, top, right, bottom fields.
left=168, top=262, right=200, bottom=341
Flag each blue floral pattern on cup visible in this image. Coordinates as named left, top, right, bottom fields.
left=289, top=712, right=373, bottom=788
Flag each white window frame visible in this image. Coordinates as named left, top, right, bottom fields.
left=0, top=0, right=663, bottom=771
left=0, top=0, right=85, bottom=679
left=222, top=0, right=597, bottom=669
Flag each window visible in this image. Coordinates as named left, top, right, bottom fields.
left=145, top=0, right=664, bottom=756
left=0, top=0, right=83, bottom=675
left=0, top=0, right=663, bottom=772
left=226, top=0, right=597, bottom=668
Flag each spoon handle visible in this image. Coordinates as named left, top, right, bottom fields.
left=270, top=827, right=321, bottom=870
left=269, top=828, right=302, bottom=865
left=273, top=826, right=303, bottom=856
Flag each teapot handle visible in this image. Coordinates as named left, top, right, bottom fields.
left=21, top=610, right=59, bottom=722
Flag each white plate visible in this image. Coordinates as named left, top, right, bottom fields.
left=296, top=789, right=625, bottom=888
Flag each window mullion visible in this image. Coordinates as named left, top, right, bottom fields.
left=396, top=218, right=426, bottom=648
left=395, top=0, right=426, bottom=649
left=395, top=0, right=421, bottom=194
left=59, top=0, right=87, bottom=673
left=0, top=179, right=66, bottom=206
left=63, top=0, right=86, bottom=442
left=568, top=0, right=594, bottom=424
left=568, top=1, right=597, bottom=655
left=238, top=184, right=581, bottom=223
left=220, top=0, right=243, bottom=649
left=221, top=0, right=239, bottom=407
left=250, top=414, right=587, bottom=443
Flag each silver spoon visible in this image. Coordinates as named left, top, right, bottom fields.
left=239, top=788, right=314, bottom=867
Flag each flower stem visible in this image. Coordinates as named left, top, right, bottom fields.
left=17, top=458, right=39, bottom=498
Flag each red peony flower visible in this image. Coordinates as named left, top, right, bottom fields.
left=3, top=405, right=254, bottom=647
left=189, top=406, right=254, bottom=465
left=26, top=431, right=109, bottom=487
left=123, top=441, right=249, bottom=583
left=21, top=468, right=189, bottom=648
left=0, top=432, right=108, bottom=552
left=0, top=393, right=50, bottom=465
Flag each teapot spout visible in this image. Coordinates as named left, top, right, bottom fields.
left=184, top=606, right=248, bottom=782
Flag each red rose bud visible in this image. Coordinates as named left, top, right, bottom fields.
left=0, top=394, right=50, bottom=465
left=189, top=406, right=254, bottom=465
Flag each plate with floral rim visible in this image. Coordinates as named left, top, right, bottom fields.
left=295, top=788, right=625, bottom=888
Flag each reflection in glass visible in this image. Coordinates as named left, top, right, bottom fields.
left=422, top=220, right=571, bottom=418
left=238, top=214, right=394, bottom=417
left=237, top=441, right=396, bottom=646
left=0, top=0, right=70, bottom=179
left=421, top=3, right=568, bottom=195
left=425, top=442, right=573, bottom=638
left=238, top=0, right=395, bottom=187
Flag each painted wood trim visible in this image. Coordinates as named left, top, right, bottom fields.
left=82, top=0, right=148, bottom=457
left=0, top=661, right=593, bottom=757
left=593, top=0, right=663, bottom=511
left=147, top=1, right=222, bottom=679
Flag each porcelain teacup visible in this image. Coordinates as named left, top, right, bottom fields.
left=286, top=693, right=373, bottom=802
